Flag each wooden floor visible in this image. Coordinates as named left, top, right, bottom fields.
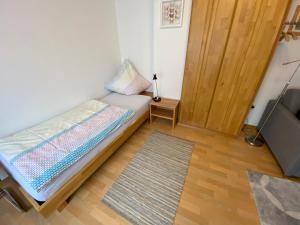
left=0, top=119, right=296, bottom=225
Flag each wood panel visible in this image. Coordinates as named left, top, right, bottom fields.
left=180, top=0, right=215, bottom=126
left=180, top=0, right=237, bottom=127
left=206, top=0, right=290, bottom=135
left=180, top=0, right=290, bottom=135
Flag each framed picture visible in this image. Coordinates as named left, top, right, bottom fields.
left=288, top=5, right=300, bottom=34
left=161, top=0, right=184, bottom=28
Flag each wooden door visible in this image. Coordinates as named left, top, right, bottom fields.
left=180, top=0, right=290, bottom=135
left=180, top=0, right=238, bottom=127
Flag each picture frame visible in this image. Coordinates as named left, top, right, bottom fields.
left=160, top=0, right=184, bottom=29
left=280, top=4, right=300, bottom=41
left=288, top=5, right=300, bottom=35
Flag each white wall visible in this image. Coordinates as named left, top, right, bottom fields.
left=115, top=0, right=153, bottom=82
left=115, top=0, right=192, bottom=99
left=0, top=0, right=121, bottom=137
left=247, top=0, right=300, bottom=125
left=153, top=0, right=192, bottom=99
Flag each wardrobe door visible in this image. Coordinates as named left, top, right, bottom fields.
left=206, top=0, right=290, bottom=135
left=180, top=0, right=237, bottom=127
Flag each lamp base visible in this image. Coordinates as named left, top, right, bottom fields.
left=153, top=96, right=161, bottom=102
left=245, top=136, right=264, bottom=147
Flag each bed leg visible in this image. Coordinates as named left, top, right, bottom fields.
left=66, top=194, right=74, bottom=203
left=57, top=193, right=75, bottom=213
left=57, top=201, right=68, bottom=212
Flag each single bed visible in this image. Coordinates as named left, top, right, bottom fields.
left=0, top=93, right=151, bottom=216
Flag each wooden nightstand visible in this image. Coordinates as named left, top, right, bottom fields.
left=150, top=98, right=179, bottom=128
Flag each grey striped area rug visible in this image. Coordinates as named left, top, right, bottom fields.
left=102, top=132, right=194, bottom=225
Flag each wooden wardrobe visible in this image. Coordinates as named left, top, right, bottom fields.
left=180, top=0, right=291, bottom=136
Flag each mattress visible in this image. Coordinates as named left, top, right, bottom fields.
left=0, top=93, right=151, bottom=201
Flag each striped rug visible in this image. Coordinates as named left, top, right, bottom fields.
left=102, top=132, right=194, bottom=225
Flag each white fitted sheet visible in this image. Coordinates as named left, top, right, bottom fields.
left=0, top=93, right=151, bottom=201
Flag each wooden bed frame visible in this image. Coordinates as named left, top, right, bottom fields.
left=18, top=110, right=149, bottom=217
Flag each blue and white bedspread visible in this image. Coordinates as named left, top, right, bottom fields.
left=0, top=100, right=134, bottom=192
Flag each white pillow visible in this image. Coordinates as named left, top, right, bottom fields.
left=106, top=60, right=151, bottom=95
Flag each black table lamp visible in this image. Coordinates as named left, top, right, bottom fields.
left=153, top=74, right=161, bottom=102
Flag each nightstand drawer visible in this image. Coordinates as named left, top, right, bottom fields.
left=151, top=106, right=174, bottom=120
